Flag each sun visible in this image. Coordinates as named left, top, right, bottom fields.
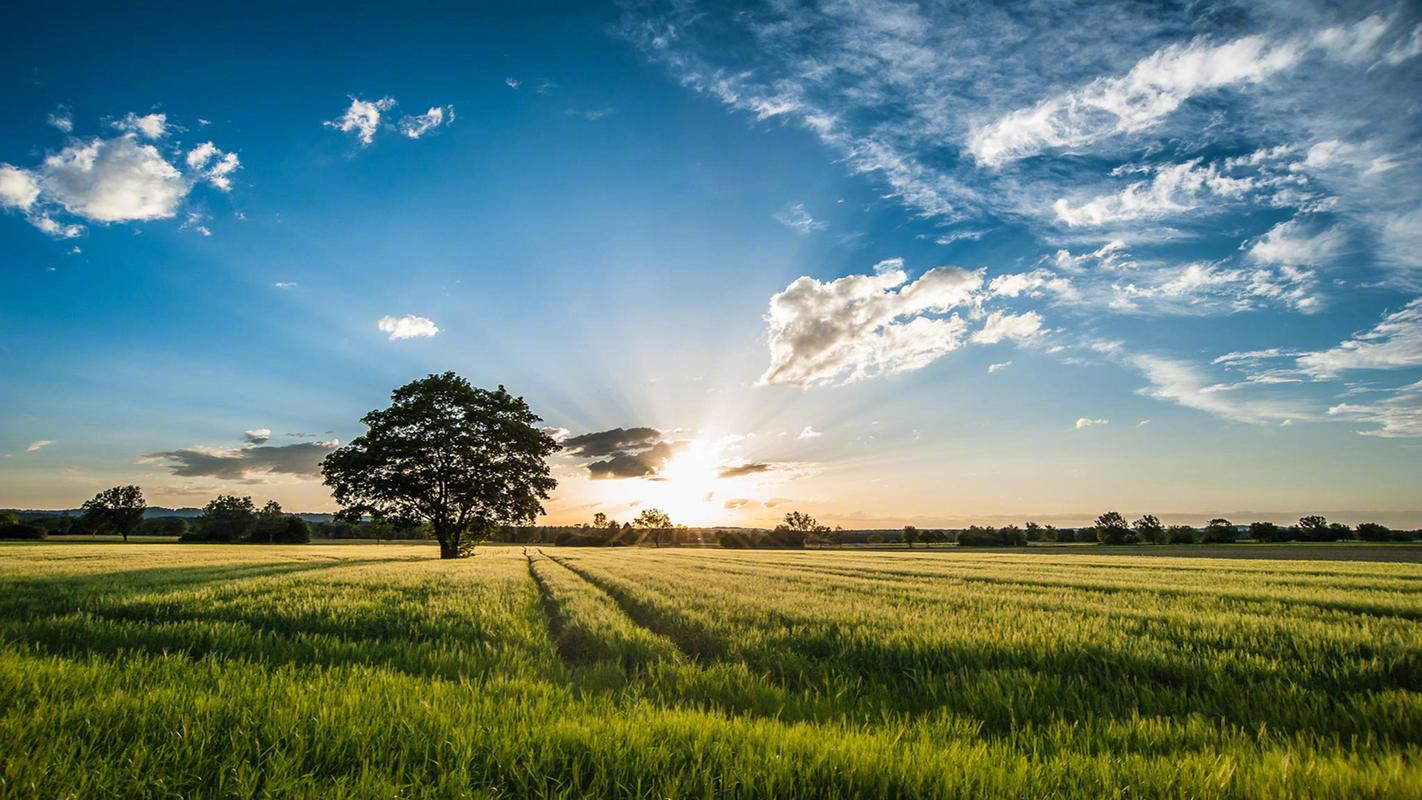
left=642, top=439, right=726, bottom=523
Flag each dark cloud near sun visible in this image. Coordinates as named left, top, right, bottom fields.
left=717, top=462, right=774, bottom=478
left=566, top=426, right=685, bottom=479
left=563, top=427, right=663, bottom=457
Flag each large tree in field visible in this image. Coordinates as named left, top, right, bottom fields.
left=81, top=485, right=146, bottom=542
left=322, top=372, right=559, bottom=559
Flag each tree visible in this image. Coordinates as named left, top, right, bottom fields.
left=1133, top=514, right=1166, bottom=544
left=633, top=508, right=673, bottom=547
left=274, top=516, right=311, bottom=544
left=902, top=525, right=920, bottom=548
left=773, top=511, right=829, bottom=548
left=322, top=373, right=559, bottom=559
left=1166, top=524, right=1198, bottom=544
left=1201, top=518, right=1238, bottom=543
left=1297, top=515, right=1330, bottom=542
left=255, top=500, right=286, bottom=544
left=81, top=485, right=147, bottom=542
left=1249, top=521, right=1286, bottom=542
left=1094, top=511, right=1135, bottom=545
left=195, top=495, right=258, bottom=543
left=1356, top=522, right=1393, bottom=542
left=592, top=512, right=607, bottom=529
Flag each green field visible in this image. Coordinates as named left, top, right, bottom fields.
left=1, top=544, right=1419, bottom=798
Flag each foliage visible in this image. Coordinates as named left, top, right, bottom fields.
left=138, top=516, right=189, bottom=536
left=1165, top=525, right=1198, bottom=544
left=1201, top=518, right=1238, bottom=544
left=1249, top=521, right=1287, bottom=543
left=902, top=525, right=920, bottom=547
left=190, top=495, right=258, bottom=543
left=322, top=372, right=559, bottom=558
left=1094, top=512, right=1138, bottom=545
left=0, top=523, right=46, bottom=540
left=1356, top=523, right=1392, bottom=542
left=957, top=525, right=1027, bottom=547
left=1133, top=515, right=1166, bottom=544
left=81, top=485, right=147, bottom=542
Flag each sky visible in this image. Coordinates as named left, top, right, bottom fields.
left=2, top=0, right=1421, bottom=528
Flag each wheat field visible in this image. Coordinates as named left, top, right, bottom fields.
left=0, top=542, right=1418, bottom=798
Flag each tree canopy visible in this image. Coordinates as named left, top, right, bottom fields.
left=81, top=485, right=146, bottom=542
left=322, top=372, right=559, bottom=558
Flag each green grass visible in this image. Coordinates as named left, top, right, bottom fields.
left=0, top=543, right=1418, bottom=798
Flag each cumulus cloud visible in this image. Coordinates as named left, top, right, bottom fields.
left=972, top=310, right=1044, bottom=344
left=773, top=202, right=827, bottom=234
left=25, top=440, right=54, bottom=452
left=1248, top=218, right=1345, bottom=265
left=326, top=96, right=395, bottom=146
left=761, top=259, right=981, bottom=387
left=0, top=165, right=40, bottom=211
left=242, top=428, right=271, bottom=445
left=377, top=314, right=439, bottom=341
left=185, top=142, right=241, bottom=191
left=796, top=425, right=822, bottom=440
left=1074, top=417, right=1108, bottom=429
left=723, top=497, right=752, bottom=509
left=40, top=135, right=188, bottom=222
left=114, top=112, right=168, bottom=140
left=399, top=106, right=455, bottom=139
left=1297, top=297, right=1422, bottom=378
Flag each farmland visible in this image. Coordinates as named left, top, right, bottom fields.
left=1, top=543, right=1419, bottom=798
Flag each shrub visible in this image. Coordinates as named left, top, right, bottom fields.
left=1200, top=518, right=1238, bottom=543
left=1248, top=521, right=1288, bottom=542
left=0, top=523, right=47, bottom=540
left=1073, top=527, right=1097, bottom=543
left=1058, top=527, right=1078, bottom=543
left=1166, top=525, right=1198, bottom=544
left=272, top=517, right=311, bottom=544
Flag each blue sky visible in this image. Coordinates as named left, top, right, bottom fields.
left=2, top=0, right=1421, bottom=527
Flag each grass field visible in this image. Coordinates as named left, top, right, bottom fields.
left=1, top=543, right=1419, bottom=798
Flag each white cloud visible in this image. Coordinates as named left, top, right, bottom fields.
left=1247, top=218, right=1345, bottom=265
left=505, top=77, right=521, bottom=89
left=326, top=97, right=395, bottom=146
left=988, top=361, right=1012, bottom=373
left=47, top=107, right=73, bottom=133
left=274, top=282, right=297, bottom=289
left=1053, top=159, right=1259, bottom=227
left=1383, top=23, right=1422, bottom=66
left=25, top=440, right=54, bottom=452
left=773, top=202, right=827, bottom=234
left=1129, top=353, right=1303, bottom=424
left=242, top=428, right=271, bottom=445
left=41, top=135, right=188, bottom=222
left=761, top=259, right=981, bottom=387
left=796, top=425, right=823, bottom=440
left=114, top=112, right=168, bottom=139
left=1297, top=297, right=1422, bottom=377
left=988, top=268, right=1078, bottom=302
left=971, top=310, right=1043, bottom=344
left=29, top=213, right=84, bottom=238
left=1327, top=380, right=1422, bottom=437
left=185, top=142, right=240, bottom=191
left=971, top=15, right=1394, bottom=168
left=1074, top=417, right=1107, bottom=429
left=378, top=314, right=440, bottom=341
left=399, top=106, right=455, bottom=139
left=0, top=165, right=40, bottom=211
